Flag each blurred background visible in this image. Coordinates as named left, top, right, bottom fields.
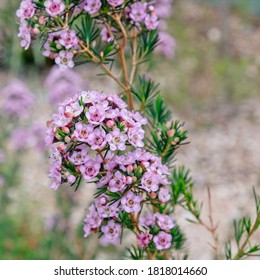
left=0, top=0, right=260, bottom=259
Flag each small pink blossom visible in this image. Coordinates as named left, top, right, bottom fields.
left=153, top=231, right=172, bottom=250
left=84, top=205, right=103, bottom=237
left=16, top=0, right=35, bottom=19
left=129, top=2, right=147, bottom=23
left=67, top=175, right=76, bottom=184
left=158, top=187, right=171, bottom=203
left=71, top=122, right=94, bottom=142
left=86, top=105, right=107, bottom=124
left=81, top=0, right=102, bottom=14
left=127, top=127, right=145, bottom=148
left=55, top=51, right=75, bottom=71
left=106, top=128, right=128, bottom=151
left=121, top=191, right=142, bottom=213
left=108, top=171, right=126, bottom=193
left=100, top=27, right=114, bottom=43
left=80, top=159, right=100, bottom=180
left=18, top=19, right=31, bottom=50
left=139, top=212, right=155, bottom=227
left=87, top=128, right=107, bottom=150
left=145, top=14, right=159, bottom=30
left=140, top=172, right=160, bottom=192
left=68, top=148, right=89, bottom=165
left=44, top=0, right=65, bottom=16
left=59, top=30, right=79, bottom=50
left=49, top=167, right=62, bottom=190
left=155, top=213, right=175, bottom=231
left=101, top=220, right=121, bottom=245
left=137, top=232, right=152, bottom=247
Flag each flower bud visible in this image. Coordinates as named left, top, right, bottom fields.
left=61, top=126, right=70, bottom=134
left=150, top=192, right=157, bottom=199
left=32, top=27, right=40, bottom=35
left=126, top=165, right=133, bottom=173
left=106, top=120, right=115, bottom=128
left=56, top=44, right=62, bottom=50
left=126, top=176, right=133, bottom=184
left=54, top=133, right=62, bottom=140
left=67, top=175, right=76, bottom=184
left=39, top=16, right=46, bottom=25
left=57, top=143, right=66, bottom=152
left=64, top=111, right=74, bottom=118
left=167, top=129, right=175, bottom=137
left=131, top=176, right=137, bottom=183
left=64, top=136, right=71, bottom=143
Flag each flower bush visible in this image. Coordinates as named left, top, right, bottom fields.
left=16, top=0, right=260, bottom=260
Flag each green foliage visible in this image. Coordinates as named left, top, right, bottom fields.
left=171, top=167, right=202, bottom=220
left=126, top=245, right=144, bottom=260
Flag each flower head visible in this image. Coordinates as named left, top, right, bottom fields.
left=45, top=0, right=65, bottom=16
left=153, top=231, right=172, bottom=250
left=121, top=191, right=142, bottom=213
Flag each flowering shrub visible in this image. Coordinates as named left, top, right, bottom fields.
left=17, top=0, right=260, bottom=260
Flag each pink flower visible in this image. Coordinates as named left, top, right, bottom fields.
left=84, top=204, right=103, bottom=237
left=49, top=167, right=62, bottom=190
left=97, top=172, right=112, bottom=187
left=153, top=231, right=172, bottom=250
left=18, top=19, right=31, bottom=50
left=140, top=172, right=160, bottom=192
left=108, top=171, right=126, bottom=193
left=101, top=220, right=121, bottom=245
left=87, top=128, right=107, bottom=150
left=67, top=175, right=76, bottom=184
left=68, top=148, right=90, bottom=165
left=16, top=0, right=35, bottom=19
left=139, top=212, right=155, bottom=227
left=86, top=104, right=107, bottom=124
left=81, top=0, right=102, bottom=14
left=127, top=127, right=145, bottom=147
left=95, top=195, right=119, bottom=218
left=129, top=2, right=147, bottom=23
left=80, top=159, right=100, bottom=180
left=137, top=232, right=152, bottom=247
left=80, top=91, right=99, bottom=104
left=71, top=122, right=94, bottom=142
left=155, top=213, right=175, bottom=231
left=107, top=0, right=124, bottom=7
left=65, top=101, right=84, bottom=117
left=145, top=15, right=159, bottom=30
left=158, top=187, right=171, bottom=203
left=50, top=145, right=62, bottom=167
left=59, top=30, right=79, bottom=50
left=106, top=128, right=128, bottom=151
left=52, top=107, right=72, bottom=127
left=156, top=32, right=176, bottom=58
left=121, top=191, right=142, bottom=213
left=100, top=27, right=114, bottom=43
left=44, top=0, right=65, bottom=16
left=55, top=51, right=75, bottom=70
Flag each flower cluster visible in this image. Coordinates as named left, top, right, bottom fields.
left=16, top=0, right=161, bottom=70
left=83, top=149, right=173, bottom=249
left=46, top=90, right=147, bottom=190
left=0, top=79, right=34, bottom=119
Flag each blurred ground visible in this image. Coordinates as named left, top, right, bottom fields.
left=0, top=0, right=260, bottom=259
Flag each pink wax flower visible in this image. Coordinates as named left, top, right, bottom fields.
left=79, top=91, right=99, bottom=104
left=129, top=2, right=147, bottom=23
left=44, top=0, right=65, bottom=16
left=80, top=159, right=101, bottom=180
left=121, top=191, right=142, bottom=213
left=158, top=187, right=171, bottom=203
left=65, top=101, right=84, bottom=117
left=84, top=205, right=103, bottom=237
left=106, top=128, right=128, bottom=151
left=18, top=20, right=31, bottom=50
left=52, top=107, right=73, bottom=127
left=16, top=0, right=35, bottom=19
left=139, top=212, right=155, bottom=227
left=137, top=232, right=152, bottom=247
left=155, top=213, right=175, bottom=231
left=81, top=0, right=102, bottom=14
left=55, top=51, right=75, bottom=70
left=109, top=171, right=126, bottom=193
left=59, top=29, right=79, bottom=50
left=85, top=104, right=107, bottom=124
left=87, top=128, right=107, bottom=150
left=95, top=195, right=119, bottom=218
left=97, top=172, right=112, bottom=187
left=100, top=27, right=114, bottom=43
left=68, top=148, right=90, bottom=165
left=127, top=127, right=145, bottom=148
left=145, top=14, right=159, bottom=30
left=71, top=122, right=94, bottom=142
left=107, top=0, right=124, bottom=7
left=101, top=220, right=121, bottom=245
left=49, top=167, right=62, bottom=190
left=50, top=145, right=62, bottom=168
left=140, top=172, right=160, bottom=192
left=67, top=175, right=76, bottom=184
left=153, top=231, right=172, bottom=250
